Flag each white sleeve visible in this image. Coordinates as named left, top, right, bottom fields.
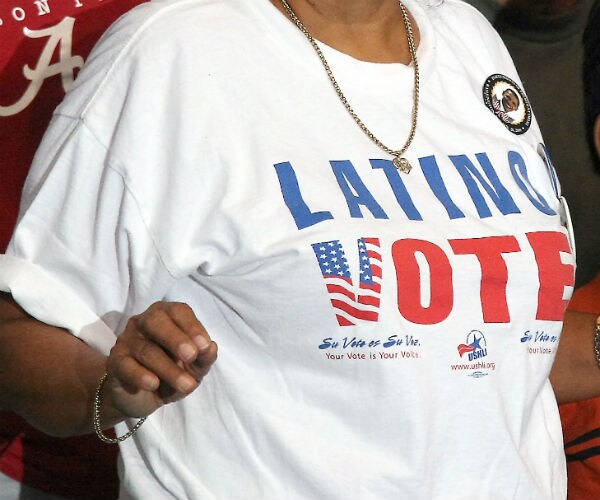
left=0, top=114, right=176, bottom=355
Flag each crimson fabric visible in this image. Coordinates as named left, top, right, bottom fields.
left=1, top=0, right=146, bottom=250
left=560, top=275, right=600, bottom=500
left=0, top=413, right=119, bottom=500
left=0, top=0, right=145, bottom=497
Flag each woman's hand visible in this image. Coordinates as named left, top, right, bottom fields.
left=104, top=301, right=217, bottom=420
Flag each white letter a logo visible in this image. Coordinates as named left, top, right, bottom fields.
left=0, top=16, right=84, bottom=116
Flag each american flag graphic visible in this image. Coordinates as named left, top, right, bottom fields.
left=312, top=238, right=382, bottom=326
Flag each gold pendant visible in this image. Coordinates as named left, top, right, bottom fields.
left=393, top=156, right=412, bottom=174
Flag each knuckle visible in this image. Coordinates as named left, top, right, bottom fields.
left=134, top=314, right=149, bottom=331
left=109, top=337, right=131, bottom=360
left=148, top=301, right=167, bottom=313
left=169, top=302, right=194, bottom=317
left=136, top=309, right=167, bottom=332
left=106, top=352, right=130, bottom=379
left=135, top=341, right=157, bottom=366
left=138, top=301, right=168, bottom=322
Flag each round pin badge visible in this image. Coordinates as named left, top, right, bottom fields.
left=483, top=74, right=532, bottom=135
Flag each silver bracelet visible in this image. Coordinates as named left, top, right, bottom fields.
left=93, top=372, right=147, bottom=444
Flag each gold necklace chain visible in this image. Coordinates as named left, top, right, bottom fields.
left=279, top=0, right=420, bottom=174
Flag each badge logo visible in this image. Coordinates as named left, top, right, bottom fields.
left=451, top=330, right=495, bottom=376
left=483, top=74, right=531, bottom=135
left=457, top=330, right=488, bottom=362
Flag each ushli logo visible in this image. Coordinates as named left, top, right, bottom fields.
left=457, top=330, right=488, bottom=362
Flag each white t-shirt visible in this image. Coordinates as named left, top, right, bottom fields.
left=0, top=0, right=575, bottom=498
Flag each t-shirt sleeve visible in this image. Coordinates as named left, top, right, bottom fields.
left=0, top=114, right=175, bottom=355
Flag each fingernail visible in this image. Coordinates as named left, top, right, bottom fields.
left=194, top=336, right=210, bottom=351
left=179, top=343, right=196, bottom=362
left=177, top=375, right=196, bottom=393
left=142, top=374, right=158, bottom=391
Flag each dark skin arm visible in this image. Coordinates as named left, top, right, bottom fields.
left=551, top=309, right=599, bottom=404
left=0, top=292, right=217, bottom=437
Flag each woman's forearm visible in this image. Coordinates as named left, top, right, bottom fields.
left=0, top=292, right=108, bottom=437
left=0, top=293, right=217, bottom=438
left=551, top=310, right=600, bottom=404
